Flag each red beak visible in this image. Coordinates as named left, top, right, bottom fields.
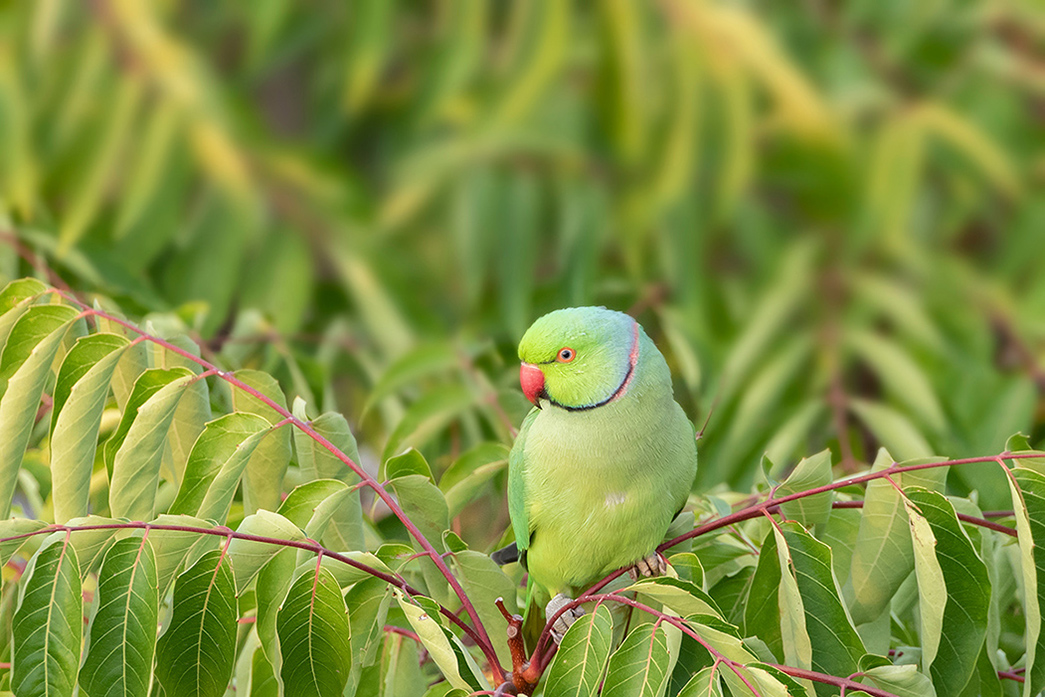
left=520, top=363, right=545, bottom=406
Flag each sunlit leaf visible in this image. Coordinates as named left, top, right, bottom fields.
left=109, top=372, right=197, bottom=520
left=12, top=535, right=81, bottom=697
left=155, top=550, right=237, bottom=697
left=276, top=566, right=353, bottom=697
left=79, top=536, right=159, bottom=697
left=168, top=412, right=271, bottom=522
left=543, top=603, right=614, bottom=697
left=230, top=369, right=292, bottom=515
left=906, top=488, right=990, bottom=694
left=50, top=334, right=129, bottom=523
left=0, top=307, right=78, bottom=517
left=602, top=621, right=671, bottom=696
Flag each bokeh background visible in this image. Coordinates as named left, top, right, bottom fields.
left=1, top=0, right=1042, bottom=522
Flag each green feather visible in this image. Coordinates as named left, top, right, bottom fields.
left=509, top=408, right=539, bottom=554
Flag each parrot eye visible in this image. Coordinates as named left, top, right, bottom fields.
left=556, top=347, right=575, bottom=363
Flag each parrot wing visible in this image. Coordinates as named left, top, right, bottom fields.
left=508, top=407, right=540, bottom=555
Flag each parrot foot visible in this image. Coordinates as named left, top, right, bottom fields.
left=628, top=551, right=668, bottom=580
left=546, top=593, right=585, bottom=645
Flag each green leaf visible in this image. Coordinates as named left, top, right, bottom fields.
left=388, top=461, right=451, bottom=603
left=777, top=449, right=833, bottom=526
left=109, top=371, right=196, bottom=520
left=1006, top=434, right=1045, bottom=476
left=0, top=279, right=49, bottom=359
left=395, top=590, right=475, bottom=692
left=1012, top=468, right=1045, bottom=697
left=103, top=367, right=194, bottom=480
left=772, top=524, right=812, bottom=670
left=744, top=526, right=796, bottom=664
left=147, top=514, right=217, bottom=595
left=440, top=442, right=509, bottom=518
left=277, top=479, right=349, bottom=528
left=850, top=400, right=933, bottom=461
left=902, top=492, right=946, bottom=672
left=168, top=412, right=272, bottom=522
left=628, top=576, right=722, bottom=618
left=237, top=638, right=279, bottom=697
left=958, top=647, right=1003, bottom=697
left=450, top=549, right=517, bottom=667
left=382, top=384, right=475, bottom=462
left=845, top=449, right=945, bottom=624
left=50, top=334, right=129, bottom=523
left=847, top=330, right=947, bottom=434
left=376, top=631, right=426, bottom=697
left=57, top=516, right=121, bottom=577
left=0, top=307, right=78, bottom=517
left=859, top=663, right=937, bottom=697
left=0, top=304, right=78, bottom=390
left=291, top=406, right=364, bottom=552
left=227, top=510, right=306, bottom=592
left=0, top=278, right=47, bottom=315
left=231, top=369, right=292, bottom=515
left=780, top=522, right=865, bottom=694
left=162, top=370, right=210, bottom=490
left=12, top=535, right=82, bottom=697
left=676, top=665, right=723, bottom=696
left=49, top=332, right=127, bottom=430
left=345, top=577, right=393, bottom=672
left=907, top=489, right=991, bottom=695
left=155, top=549, right=238, bottom=697
left=385, top=447, right=434, bottom=481
left=602, top=622, right=671, bottom=696
left=0, top=518, right=48, bottom=566
left=276, top=566, right=353, bottom=697
left=79, top=536, right=159, bottom=697
left=362, top=341, right=461, bottom=414
left=543, top=603, right=614, bottom=697
left=255, top=548, right=296, bottom=685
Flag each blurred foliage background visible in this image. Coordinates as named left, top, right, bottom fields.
left=0, top=0, right=1043, bottom=534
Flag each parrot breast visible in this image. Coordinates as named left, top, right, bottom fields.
left=516, top=331, right=698, bottom=595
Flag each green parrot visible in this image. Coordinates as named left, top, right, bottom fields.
left=495, top=306, right=698, bottom=639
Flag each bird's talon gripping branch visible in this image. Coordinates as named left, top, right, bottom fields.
left=546, top=593, right=585, bottom=644
left=628, top=551, right=668, bottom=580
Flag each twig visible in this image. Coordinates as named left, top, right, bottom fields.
left=40, top=290, right=505, bottom=682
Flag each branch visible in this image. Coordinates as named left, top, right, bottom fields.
left=567, top=450, right=1037, bottom=621
left=659, top=450, right=1038, bottom=553
left=0, top=520, right=491, bottom=649
left=830, top=500, right=1017, bottom=536
left=41, top=291, right=504, bottom=681
left=542, top=592, right=900, bottom=697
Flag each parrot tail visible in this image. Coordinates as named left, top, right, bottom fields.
left=491, top=542, right=520, bottom=566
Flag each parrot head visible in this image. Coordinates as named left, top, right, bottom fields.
left=517, top=307, right=640, bottom=411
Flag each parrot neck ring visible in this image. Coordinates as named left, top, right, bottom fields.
left=524, top=320, right=641, bottom=412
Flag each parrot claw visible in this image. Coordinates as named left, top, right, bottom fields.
left=628, top=551, right=668, bottom=580
left=546, top=593, right=585, bottom=644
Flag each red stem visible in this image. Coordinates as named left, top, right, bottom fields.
left=547, top=592, right=899, bottom=697
left=45, top=293, right=504, bottom=681
left=998, top=670, right=1025, bottom=683
left=658, top=451, right=1038, bottom=553
left=383, top=625, right=422, bottom=643
left=529, top=450, right=1038, bottom=683
left=0, top=520, right=488, bottom=652
left=830, top=500, right=1017, bottom=536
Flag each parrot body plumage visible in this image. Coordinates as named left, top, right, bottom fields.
left=505, top=307, right=698, bottom=601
